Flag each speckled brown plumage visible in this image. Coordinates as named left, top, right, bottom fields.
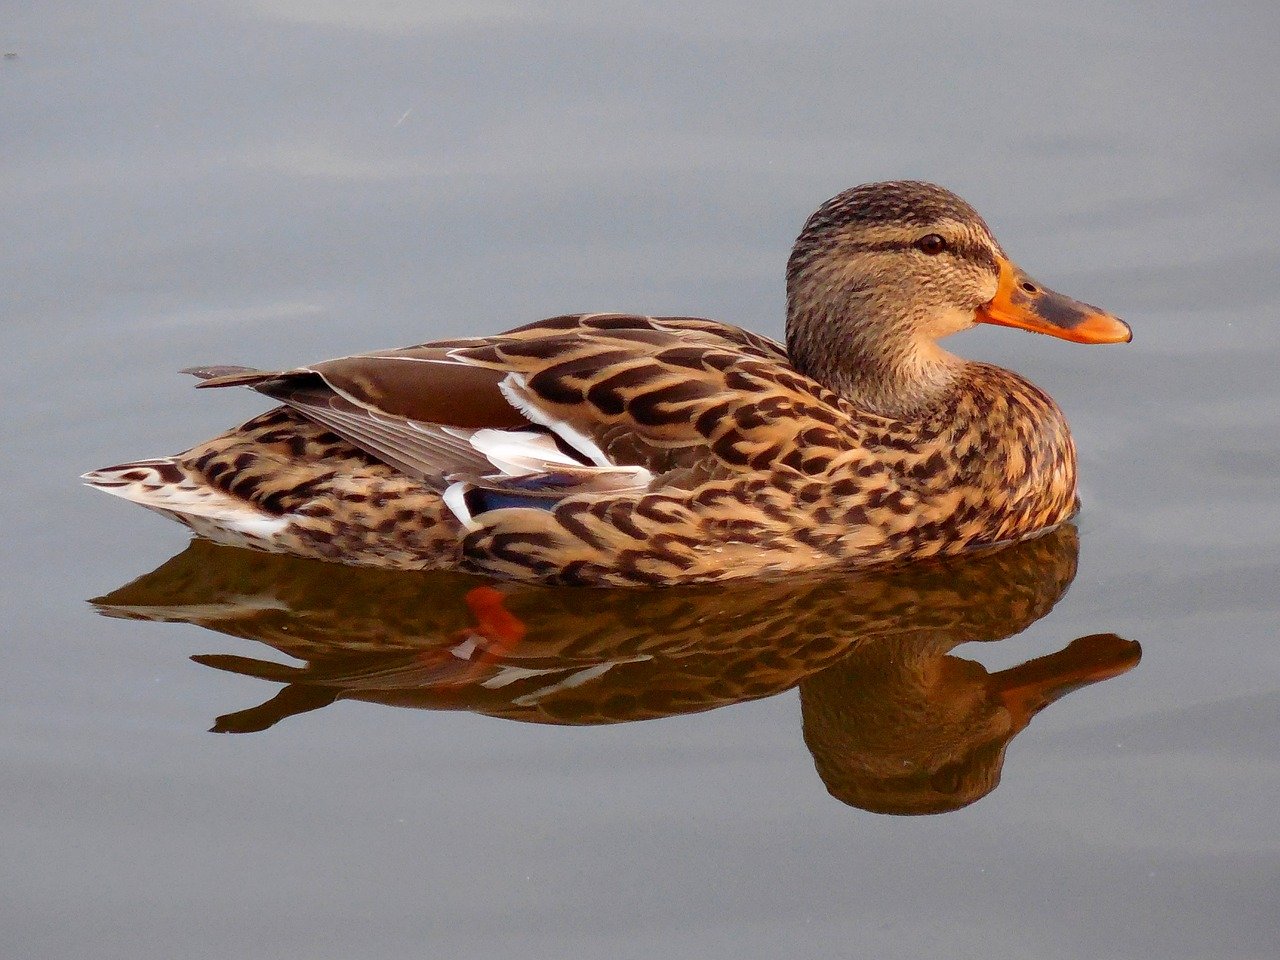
left=84, top=182, right=1130, bottom=585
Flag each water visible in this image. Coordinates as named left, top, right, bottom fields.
left=4, top=3, right=1279, bottom=958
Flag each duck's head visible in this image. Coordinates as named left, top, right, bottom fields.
left=785, top=181, right=1130, bottom=415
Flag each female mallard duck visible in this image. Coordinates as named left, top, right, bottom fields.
left=84, top=181, right=1130, bottom=586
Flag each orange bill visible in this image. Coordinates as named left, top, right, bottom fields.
left=977, top=256, right=1132, bottom=344
left=993, top=633, right=1142, bottom=731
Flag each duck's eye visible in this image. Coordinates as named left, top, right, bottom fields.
left=915, top=234, right=947, bottom=255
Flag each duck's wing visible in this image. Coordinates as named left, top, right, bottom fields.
left=191, top=313, right=854, bottom=495
left=185, top=342, right=522, bottom=482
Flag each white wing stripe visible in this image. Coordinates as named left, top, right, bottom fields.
left=497, top=374, right=614, bottom=468
left=467, top=429, right=584, bottom=476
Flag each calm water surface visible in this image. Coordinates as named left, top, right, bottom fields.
left=4, top=3, right=1279, bottom=958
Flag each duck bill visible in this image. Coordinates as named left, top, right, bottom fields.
left=976, top=257, right=1132, bottom=344
left=993, top=633, right=1142, bottom=732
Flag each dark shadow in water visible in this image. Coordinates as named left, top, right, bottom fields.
left=92, top=524, right=1138, bottom=815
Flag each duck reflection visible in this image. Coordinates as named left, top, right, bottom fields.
left=93, top=524, right=1138, bottom=815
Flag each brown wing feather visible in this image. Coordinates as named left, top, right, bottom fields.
left=448, top=315, right=859, bottom=479
left=308, top=353, right=525, bottom=428
left=186, top=313, right=851, bottom=486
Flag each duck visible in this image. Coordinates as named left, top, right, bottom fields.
left=83, top=181, right=1131, bottom=586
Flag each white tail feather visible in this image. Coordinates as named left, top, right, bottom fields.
left=82, top=460, right=289, bottom=539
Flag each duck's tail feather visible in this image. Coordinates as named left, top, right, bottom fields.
left=81, top=458, right=289, bottom=540
left=180, top=365, right=280, bottom=388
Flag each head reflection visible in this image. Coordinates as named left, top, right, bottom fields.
left=94, top=524, right=1138, bottom=815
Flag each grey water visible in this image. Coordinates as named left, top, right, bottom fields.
left=4, top=3, right=1279, bottom=958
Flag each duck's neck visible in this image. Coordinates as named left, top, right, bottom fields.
left=785, top=296, right=967, bottom=419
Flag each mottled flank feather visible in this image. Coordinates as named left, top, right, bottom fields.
left=85, top=182, right=1129, bottom=586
